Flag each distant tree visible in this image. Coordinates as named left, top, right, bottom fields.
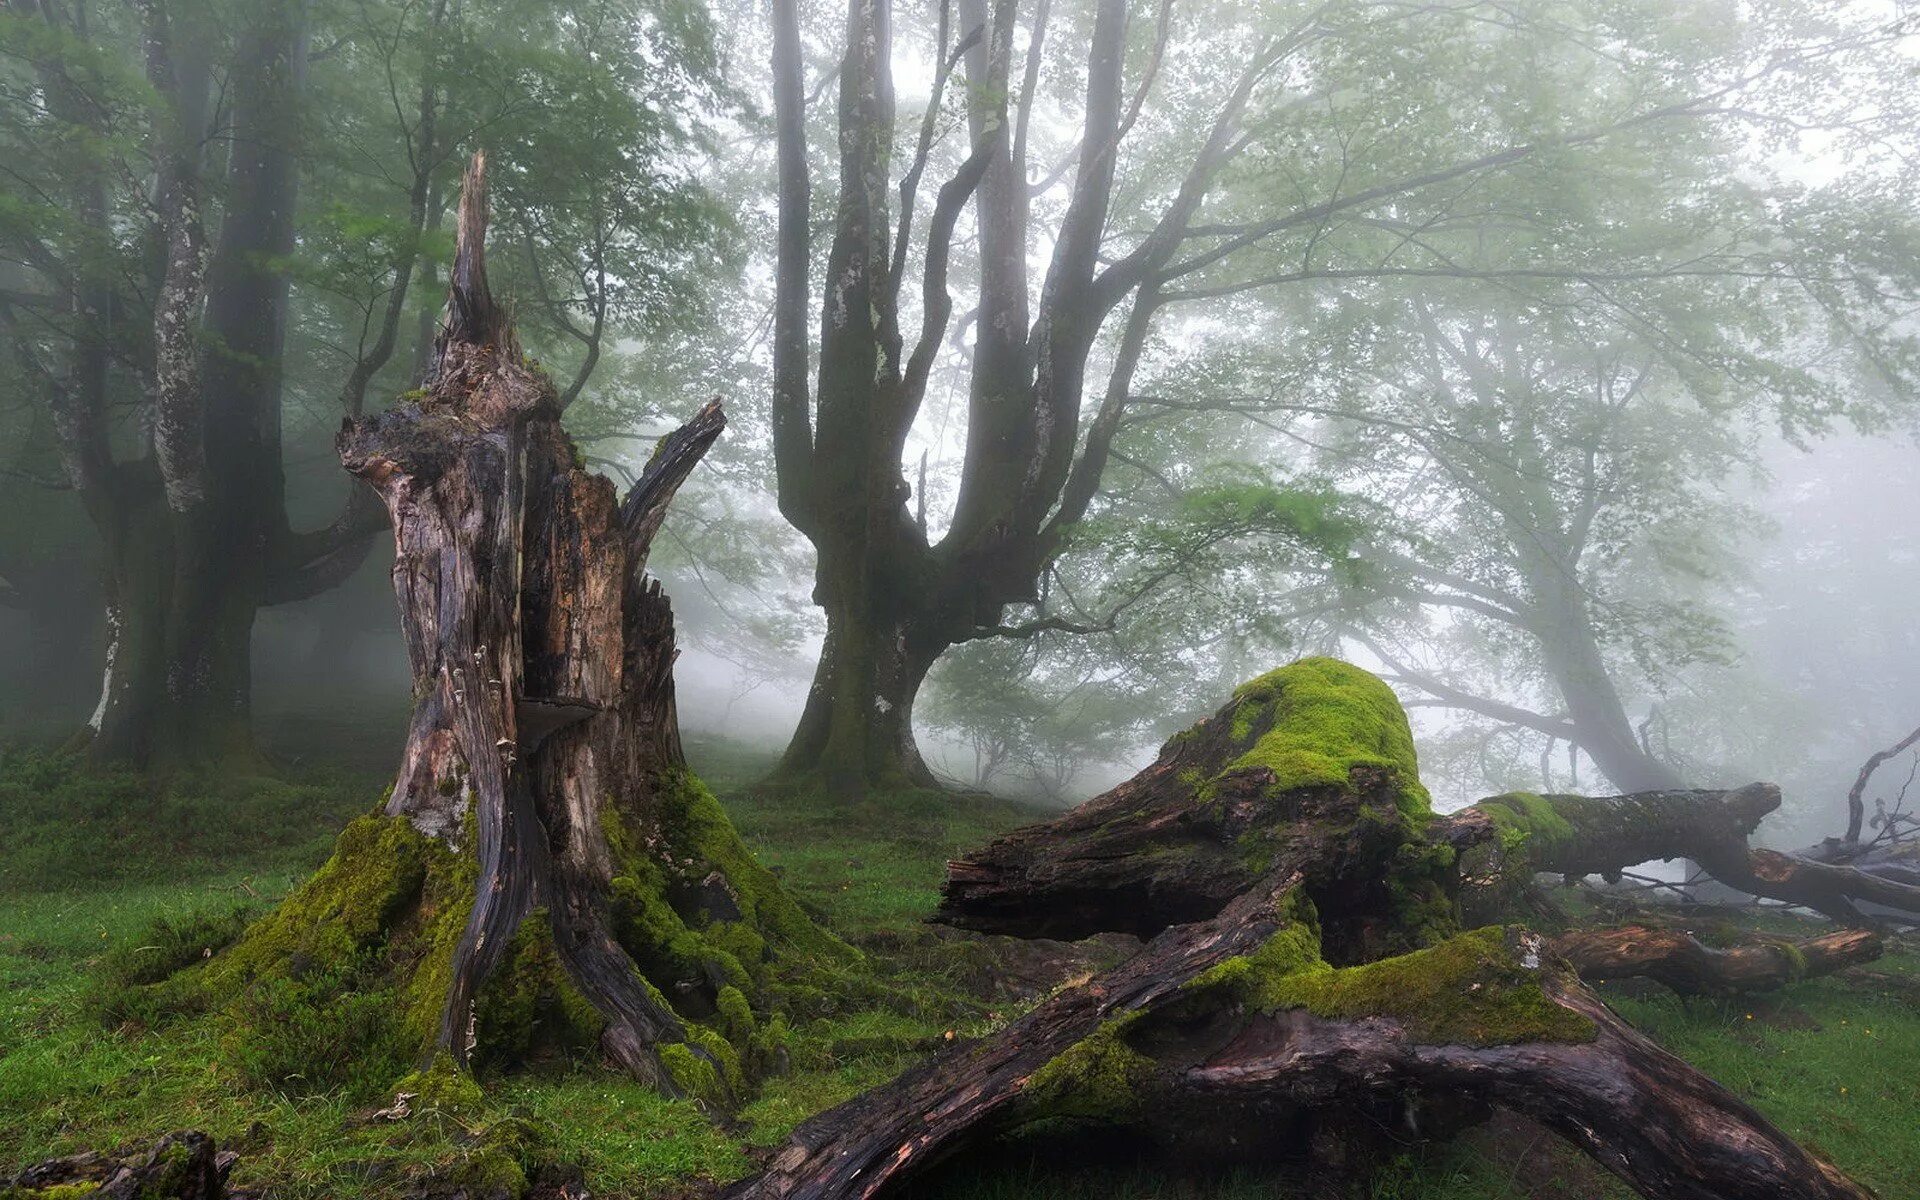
left=764, top=0, right=1916, bottom=793
left=0, top=0, right=726, bottom=767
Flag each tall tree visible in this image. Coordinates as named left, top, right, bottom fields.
left=766, top=0, right=1916, bottom=793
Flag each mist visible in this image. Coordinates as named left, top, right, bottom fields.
left=3, top=0, right=1918, bottom=1196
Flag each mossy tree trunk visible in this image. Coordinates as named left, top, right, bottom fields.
left=189, top=154, right=845, bottom=1104
left=731, top=658, right=1873, bottom=1200
left=1464, top=785, right=1920, bottom=927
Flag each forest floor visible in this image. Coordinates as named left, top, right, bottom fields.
left=1, top=725, right=1917, bottom=1200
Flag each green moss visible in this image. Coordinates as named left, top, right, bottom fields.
left=658, top=769, right=853, bottom=962
left=1476, top=791, right=1576, bottom=859
left=473, top=910, right=602, bottom=1069
left=1385, top=840, right=1464, bottom=950
left=1024, top=1012, right=1155, bottom=1121
left=1247, top=927, right=1596, bottom=1047
left=12, top=1182, right=106, bottom=1199
left=715, top=985, right=754, bottom=1042
left=1185, top=891, right=1329, bottom=997
left=659, top=1041, right=727, bottom=1105
left=1776, top=940, right=1810, bottom=982
left=138, top=1138, right=202, bottom=1199
left=456, top=1146, right=528, bottom=1199
left=200, top=815, right=434, bottom=996
left=1219, top=658, right=1430, bottom=818
left=396, top=1051, right=486, bottom=1115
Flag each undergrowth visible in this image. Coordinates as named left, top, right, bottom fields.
left=1, top=737, right=1916, bottom=1199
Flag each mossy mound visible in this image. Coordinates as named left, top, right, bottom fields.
left=102, top=766, right=854, bottom=1107
left=1215, top=657, right=1430, bottom=819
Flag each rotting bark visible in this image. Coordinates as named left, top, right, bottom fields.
left=730, top=657, right=1873, bottom=1200
left=145, top=154, right=847, bottom=1104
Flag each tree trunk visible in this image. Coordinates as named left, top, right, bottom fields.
left=1526, top=556, right=1684, bottom=793
left=149, top=155, right=847, bottom=1103
left=0, top=556, right=101, bottom=729
left=777, top=602, right=942, bottom=792
left=73, top=0, right=306, bottom=772
left=83, top=471, right=259, bottom=770
left=1467, top=785, right=1920, bottom=926
left=1551, top=925, right=1880, bottom=994
left=734, top=657, right=1870, bottom=1200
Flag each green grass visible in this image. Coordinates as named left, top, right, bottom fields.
left=2, top=739, right=1917, bottom=1199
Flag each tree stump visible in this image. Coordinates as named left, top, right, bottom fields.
left=130, top=153, right=847, bottom=1103
left=731, top=658, right=1872, bottom=1200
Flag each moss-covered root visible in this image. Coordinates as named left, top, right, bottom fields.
left=108, top=769, right=838, bottom=1105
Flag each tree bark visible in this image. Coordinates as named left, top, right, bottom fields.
left=9, top=1131, right=237, bottom=1200
left=72, top=0, right=313, bottom=771
left=1465, top=785, right=1920, bottom=926
left=766, top=0, right=1160, bottom=793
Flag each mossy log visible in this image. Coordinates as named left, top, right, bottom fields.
left=1463, top=786, right=1920, bottom=926
left=1551, top=925, right=1881, bottom=994
left=6, top=1131, right=237, bottom=1200
left=733, top=659, right=1868, bottom=1200
left=937, top=658, right=1434, bottom=946
left=147, top=154, right=846, bottom=1104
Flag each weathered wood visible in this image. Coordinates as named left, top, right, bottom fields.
left=741, top=660, right=1871, bottom=1200
left=1553, top=925, right=1882, bottom=994
left=330, top=152, right=752, bottom=1092
left=730, top=874, right=1308, bottom=1200
left=738, top=882, right=1867, bottom=1200
left=936, top=661, right=1434, bottom=944
left=9, top=1131, right=239, bottom=1200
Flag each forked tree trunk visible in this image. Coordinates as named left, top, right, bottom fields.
left=732, top=658, right=1873, bottom=1200
left=178, top=154, right=844, bottom=1102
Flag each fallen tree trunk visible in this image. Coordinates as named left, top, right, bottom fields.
left=1468, top=787, right=1920, bottom=926
left=733, top=659, right=1870, bottom=1199
left=1551, top=925, right=1881, bottom=994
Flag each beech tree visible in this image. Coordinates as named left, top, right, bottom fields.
left=765, top=0, right=1916, bottom=793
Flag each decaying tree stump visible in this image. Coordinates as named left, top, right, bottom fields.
left=122, top=153, right=847, bottom=1104
left=732, top=659, right=1873, bottom=1200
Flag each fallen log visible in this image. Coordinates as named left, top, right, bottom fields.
left=8, top=1131, right=240, bottom=1200
left=1551, top=925, right=1881, bottom=994
left=737, top=885, right=1865, bottom=1200
left=732, top=659, right=1871, bottom=1199
left=1467, top=787, right=1920, bottom=926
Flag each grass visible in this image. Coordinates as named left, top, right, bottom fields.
left=2, top=736, right=1917, bottom=1199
